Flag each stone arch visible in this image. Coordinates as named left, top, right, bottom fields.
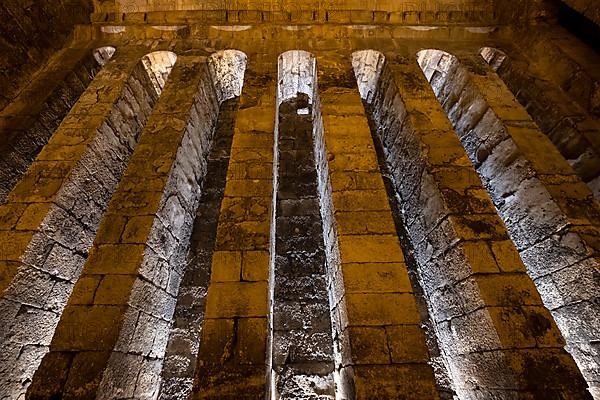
left=209, top=49, right=247, bottom=103
left=141, top=51, right=178, bottom=95
left=352, top=49, right=386, bottom=103
left=0, top=48, right=178, bottom=399
left=479, top=46, right=600, bottom=197
left=417, top=47, right=600, bottom=396
left=0, top=45, right=118, bottom=204
left=277, top=50, right=317, bottom=106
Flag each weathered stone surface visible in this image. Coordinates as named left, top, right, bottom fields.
left=270, top=50, right=335, bottom=398
left=25, top=53, right=234, bottom=399
left=194, top=69, right=274, bottom=400
left=0, top=46, right=116, bottom=204
left=0, top=48, right=162, bottom=400
left=357, top=49, right=591, bottom=399
left=418, top=48, right=600, bottom=396
left=480, top=46, right=600, bottom=197
left=314, top=55, right=440, bottom=399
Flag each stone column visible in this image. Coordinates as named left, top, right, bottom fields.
left=314, top=56, right=440, bottom=399
left=25, top=55, right=225, bottom=399
left=0, top=46, right=115, bottom=203
left=449, top=51, right=600, bottom=398
left=0, top=47, right=158, bottom=399
left=193, top=70, right=274, bottom=399
left=356, top=50, right=591, bottom=399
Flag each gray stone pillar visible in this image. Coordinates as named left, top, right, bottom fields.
left=0, top=47, right=158, bottom=399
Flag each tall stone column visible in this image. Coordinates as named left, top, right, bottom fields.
left=24, top=54, right=231, bottom=399
left=314, top=56, right=440, bottom=399
left=0, top=47, right=158, bottom=399
left=193, top=70, right=275, bottom=399
left=355, top=50, right=591, bottom=399
left=430, top=50, right=600, bottom=398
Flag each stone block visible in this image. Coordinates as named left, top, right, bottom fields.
left=335, top=211, right=396, bottom=235
left=237, top=317, right=267, bottom=365
left=345, top=293, right=420, bottom=326
left=342, top=262, right=412, bottom=293
left=386, top=325, right=431, bottom=364
left=353, top=364, right=439, bottom=399
left=347, top=326, right=390, bottom=364
left=211, top=251, right=242, bottom=282
left=242, top=251, right=269, bottom=281
left=86, top=244, right=145, bottom=275
left=93, top=274, right=137, bottom=305
left=338, top=234, right=404, bottom=263
left=204, top=281, right=268, bottom=318
left=52, top=305, right=125, bottom=351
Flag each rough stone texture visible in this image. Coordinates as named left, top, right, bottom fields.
left=313, top=55, right=440, bottom=399
left=0, top=1, right=94, bottom=112
left=1, top=3, right=599, bottom=398
left=25, top=52, right=242, bottom=399
left=270, top=50, right=335, bottom=399
left=480, top=46, right=600, bottom=197
left=356, top=49, right=591, bottom=399
left=0, top=46, right=115, bottom=204
left=0, top=48, right=162, bottom=400
left=418, top=48, right=600, bottom=398
left=158, top=99, right=239, bottom=400
left=193, top=69, right=274, bottom=399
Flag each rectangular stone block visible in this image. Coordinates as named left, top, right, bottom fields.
left=345, top=293, right=421, bottom=326
left=338, top=234, right=404, bottom=263
left=204, top=282, right=268, bottom=318
left=211, top=251, right=242, bottom=282
left=342, top=262, right=412, bottom=293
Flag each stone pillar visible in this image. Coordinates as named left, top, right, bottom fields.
left=441, top=51, right=600, bottom=398
left=480, top=46, right=600, bottom=197
left=0, top=47, right=158, bottom=399
left=25, top=55, right=225, bottom=399
left=314, top=56, right=440, bottom=399
left=356, top=50, right=591, bottom=399
left=0, top=46, right=115, bottom=203
left=193, top=70, right=274, bottom=399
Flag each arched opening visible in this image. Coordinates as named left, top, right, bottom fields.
left=93, top=46, right=117, bottom=66
left=352, top=49, right=386, bottom=103
left=209, top=49, right=247, bottom=102
left=141, top=51, right=178, bottom=95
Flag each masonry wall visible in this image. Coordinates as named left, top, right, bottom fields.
left=0, top=12, right=598, bottom=400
